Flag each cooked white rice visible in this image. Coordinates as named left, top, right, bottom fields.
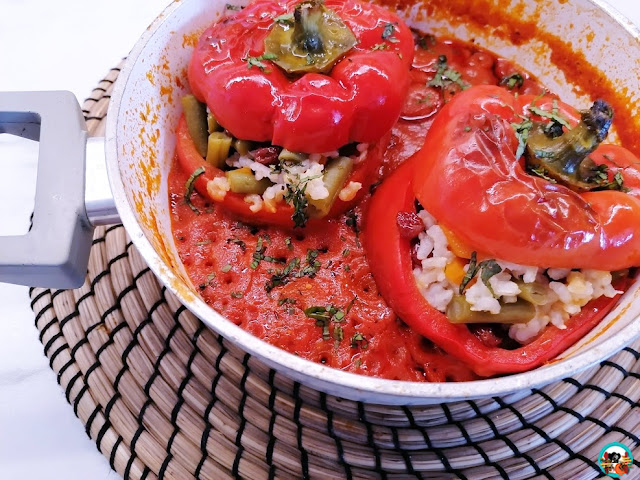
left=223, top=150, right=360, bottom=211
left=412, top=209, right=622, bottom=344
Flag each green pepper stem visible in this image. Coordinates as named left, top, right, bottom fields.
left=525, top=100, right=614, bottom=191
left=293, top=1, right=324, bottom=54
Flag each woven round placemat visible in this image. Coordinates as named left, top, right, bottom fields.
left=29, top=66, right=640, bottom=480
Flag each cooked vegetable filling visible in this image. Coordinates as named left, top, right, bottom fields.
left=410, top=208, right=622, bottom=343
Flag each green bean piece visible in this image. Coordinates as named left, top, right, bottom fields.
left=446, top=295, right=535, bottom=324
left=278, top=149, right=308, bottom=162
left=206, top=132, right=233, bottom=169
left=207, top=113, right=220, bottom=133
left=233, top=139, right=253, bottom=156
left=226, top=167, right=272, bottom=194
left=307, top=156, right=353, bottom=218
left=515, top=280, right=548, bottom=305
left=181, top=95, right=209, bottom=157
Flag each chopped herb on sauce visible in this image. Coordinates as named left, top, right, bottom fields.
left=278, top=297, right=297, bottom=306
left=428, top=55, right=469, bottom=91
left=265, top=257, right=301, bottom=292
left=345, top=210, right=360, bottom=236
left=301, top=249, right=321, bottom=277
left=250, top=236, right=267, bottom=269
left=500, top=72, right=524, bottom=90
left=227, top=237, right=247, bottom=252
left=231, top=291, right=244, bottom=298
left=351, top=332, right=368, bottom=349
left=417, top=34, right=436, bottom=50
left=304, top=304, right=346, bottom=341
left=221, top=264, right=232, bottom=273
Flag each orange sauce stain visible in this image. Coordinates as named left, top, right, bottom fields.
left=160, top=84, right=174, bottom=104
left=145, top=70, right=156, bottom=86
left=182, top=31, right=200, bottom=48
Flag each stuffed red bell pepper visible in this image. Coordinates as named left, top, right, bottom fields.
left=364, top=85, right=640, bottom=376
left=177, top=0, right=413, bottom=228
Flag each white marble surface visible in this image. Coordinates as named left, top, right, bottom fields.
left=0, top=1, right=640, bottom=479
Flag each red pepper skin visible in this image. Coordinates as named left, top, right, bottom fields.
left=176, top=115, right=386, bottom=227
left=363, top=158, right=629, bottom=376
left=412, top=85, right=640, bottom=271
left=188, top=0, right=413, bottom=153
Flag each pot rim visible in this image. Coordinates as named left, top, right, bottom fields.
left=105, top=0, right=640, bottom=405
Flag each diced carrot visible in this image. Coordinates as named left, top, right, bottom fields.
left=441, top=226, right=474, bottom=259
left=445, top=256, right=468, bottom=286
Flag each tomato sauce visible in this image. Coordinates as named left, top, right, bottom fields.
left=169, top=34, right=547, bottom=382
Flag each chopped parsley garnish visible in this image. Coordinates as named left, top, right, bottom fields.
left=381, top=22, right=399, bottom=43
left=428, top=55, right=469, bottom=91
left=285, top=237, right=293, bottom=250
left=284, top=182, right=309, bottom=229
left=273, top=13, right=294, bottom=25
left=527, top=166, right=557, bottom=183
left=245, top=53, right=278, bottom=72
left=345, top=296, right=357, bottom=314
left=371, top=43, right=389, bottom=51
left=417, top=34, right=436, bottom=50
left=528, top=104, right=571, bottom=129
left=351, top=332, right=368, bottom=349
left=510, top=117, right=533, bottom=160
left=184, top=166, right=205, bottom=214
left=342, top=248, right=350, bottom=257
left=221, top=264, right=232, bottom=273
left=227, top=237, right=247, bottom=252
left=250, top=236, right=280, bottom=270
left=230, top=291, right=243, bottom=298
left=500, top=72, right=524, bottom=90
left=345, top=210, right=360, bottom=236
left=459, top=252, right=503, bottom=294
left=265, top=257, right=301, bottom=292
left=250, top=237, right=265, bottom=269
left=333, top=325, right=344, bottom=342
left=300, top=249, right=321, bottom=277
left=278, top=297, right=297, bottom=306
left=304, top=304, right=346, bottom=342
left=589, top=164, right=629, bottom=192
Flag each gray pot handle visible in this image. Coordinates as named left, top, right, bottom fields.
left=0, top=91, right=119, bottom=288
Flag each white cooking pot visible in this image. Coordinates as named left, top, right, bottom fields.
left=1, top=0, right=639, bottom=404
